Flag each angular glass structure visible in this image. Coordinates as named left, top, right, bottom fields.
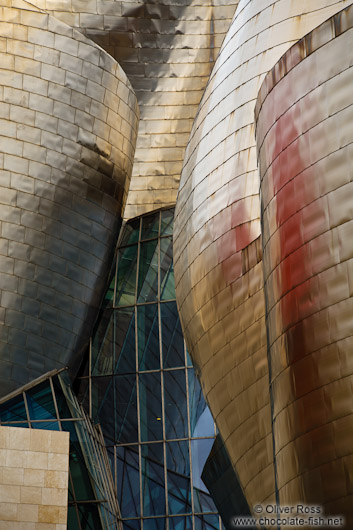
left=76, top=208, right=222, bottom=530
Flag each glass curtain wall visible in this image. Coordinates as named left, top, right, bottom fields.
left=76, top=208, right=222, bottom=530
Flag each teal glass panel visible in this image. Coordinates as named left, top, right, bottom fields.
left=186, top=350, right=193, bottom=367
left=191, top=439, right=217, bottom=513
left=123, top=520, right=141, bottom=530
left=120, top=218, right=141, bottom=247
left=144, top=518, right=167, bottom=530
left=26, top=380, right=57, bottom=421
left=188, top=370, right=214, bottom=438
left=164, top=370, right=188, bottom=440
left=0, top=394, right=27, bottom=424
left=117, top=446, right=141, bottom=518
left=138, top=240, right=159, bottom=303
left=161, top=302, right=184, bottom=368
left=102, top=256, right=116, bottom=309
left=115, top=308, right=136, bottom=374
left=160, top=237, right=175, bottom=300
left=31, top=421, right=60, bottom=431
left=166, top=441, right=192, bottom=515
left=116, top=245, right=138, bottom=306
left=141, top=212, right=160, bottom=240
left=92, top=310, right=114, bottom=376
left=137, top=304, right=160, bottom=371
left=67, top=505, right=80, bottom=530
left=142, top=443, right=165, bottom=516
left=78, top=502, right=103, bottom=529
left=91, top=376, right=115, bottom=442
left=139, top=372, right=163, bottom=442
left=52, top=374, right=72, bottom=419
left=195, top=515, right=220, bottom=530
left=161, top=209, right=173, bottom=236
left=170, top=517, right=193, bottom=530
left=115, top=374, right=138, bottom=443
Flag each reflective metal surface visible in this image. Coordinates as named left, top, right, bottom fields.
left=21, top=0, right=239, bottom=219
left=255, top=4, right=353, bottom=523
left=0, top=0, right=138, bottom=395
left=174, top=0, right=353, bottom=511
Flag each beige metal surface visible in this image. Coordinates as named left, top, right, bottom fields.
left=174, top=0, right=353, bottom=511
left=0, top=0, right=138, bottom=395
left=20, top=0, right=239, bottom=219
left=255, top=5, right=353, bottom=522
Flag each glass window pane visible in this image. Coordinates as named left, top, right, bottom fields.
left=188, top=370, right=214, bottom=438
left=143, top=518, right=167, bottom=530
left=102, top=256, right=116, bottom=310
left=139, top=373, right=163, bottom=442
left=141, top=212, right=160, bottom=240
left=169, top=516, right=193, bottom=530
left=120, top=218, right=141, bottom=247
left=117, top=445, right=141, bottom=518
left=166, top=441, right=192, bottom=515
left=123, top=520, right=141, bottom=530
left=160, top=209, right=173, bottom=236
left=116, top=245, right=138, bottom=306
left=138, top=240, right=159, bottom=303
left=78, top=502, right=102, bottom=529
left=161, top=303, right=184, bottom=368
left=31, top=421, right=60, bottom=431
left=0, top=394, right=28, bottom=424
left=164, top=370, right=188, bottom=440
left=186, top=350, right=193, bottom=367
left=195, top=515, right=220, bottom=530
left=191, top=439, right=217, bottom=513
left=142, top=443, right=165, bottom=516
left=115, top=308, right=136, bottom=374
left=92, top=310, right=114, bottom=376
left=137, top=304, right=160, bottom=371
left=115, top=374, right=138, bottom=444
left=26, top=381, right=57, bottom=421
left=160, top=237, right=175, bottom=300
left=91, top=376, right=115, bottom=442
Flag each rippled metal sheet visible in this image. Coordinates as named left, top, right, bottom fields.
left=255, top=4, right=353, bottom=522
left=174, top=0, right=353, bottom=511
left=0, top=1, right=138, bottom=395
left=21, top=0, right=239, bottom=219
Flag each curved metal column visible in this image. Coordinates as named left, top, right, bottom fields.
left=0, top=1, right=138, bottom=395
left=174, top=0, right=353, bottom=510
left=256, top=5, right=353, bottom=522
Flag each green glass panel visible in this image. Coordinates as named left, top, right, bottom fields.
left=142, top=443, right=165, bottom=516
left=139, top=372, right=163, bottom=442
left=116, top=245, right=138, bottom=306
left=137, top=304, right=160, bottom=371
left=160, top=209, right=174, bottom=236
left=102, top=256, right=116, bottom=309
left=138, top=240, right=159, bottom=303
left=115, top=307, right=136, bottom=374
left=67, top=505, right=80, bottom=530
left=141, top=212, right=160, bottom=240
left=26, top=380, right=57, bottom=421
left=161, top=302, right=184, bottom=368
left=160, top=237, right=175, bottom=300
left=78, top=502, right=103, bottom=529
left=120, top=218, right=141, bottom=246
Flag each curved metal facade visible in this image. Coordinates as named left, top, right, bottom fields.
left=255, top=5, right=353, bottom=521
left=21, top=0, right=239, bottom=219
left=173, top=0, right=353, bottom=510
left=0, top=1, right=138, bottom=395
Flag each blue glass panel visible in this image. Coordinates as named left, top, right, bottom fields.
left=186, top=350, right=193, bottom=367
left=92, top=310, right=114, bottom=376
left=188, top=370, right=214, bottom=438
left=116, top=245, right=138, bottom=306
left=160, top=237, right=175, bottom=300
left=0, top=394, right=27, bottom=424
left=137, top=304, right=159, bottom=371
left=123, top=520, right=141, bottom=530
left=31, top=421, right=60, bottom=431
left=166, top=441, right=192, bottom=515
left=160, top=209, right=174, bottom=236
left=143, top=518, right=167, bottom=530
left=169, top=516, right=193, bottom=530
left=120, top=218, right=141, bottom=246
left=139, top=372, right=163, bottom=442
left=115, top=374, right=138, bottom=444
left=195, top=515, right=220, bottom=530
left=115, top=308, right=136, bottom=374
left=138, top=240, right=159, bottom=303
left=142, top=443, right=165, bottom=516
left=164, top=370, right=187, bottom=440
left=26, top=381, right=57, bottom=421
left=141, top=212, right=160, bottom=240
left=161, top=302, right=184, bottom=368
left=92, top=376, right=115, bottom=442
left=191, top=439, right=217, bottom=513
left=117, top=446, right=141, bottom=518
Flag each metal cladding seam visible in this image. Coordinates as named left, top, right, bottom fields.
left=0, top=0, right=138, bottom=395
left=255, top=4, right=353, bottom=522
left=19, top=0, right=239, bottom=219
left=173, top=0, right=353, bottom=511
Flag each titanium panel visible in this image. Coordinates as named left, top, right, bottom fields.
left=0, top=1, right=138, bottom=396
left=20, top=0, right=239, bottom=219
left=174, top=0, right=353, bottom=511
left=255, top=5, right=353, bottom=523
